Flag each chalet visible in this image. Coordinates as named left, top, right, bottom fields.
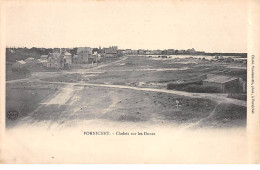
left=64, top=52, right=72, bottom=64
left=125, top=49, right=132, bottom=54
left=40, top=55, right=48, bottom=60
left=138, top=49, right=145, bottom=55
left=104, top=46, right=118, bottom=54
left=61, top=48, right=71, bottom=53
left=224, top=57, right=234, bottom=63
left=47, top=53, right=61, bottom=68
left=88, top=54, right=95, bottom=63
left=202, top=75, right=239, bottom=93
left=145, top=50, right=152, bottom=55
left=73, top=55, right=79, bottom=64
left=104, top=46, right=118, bottom=58
left=234, top=58, right=247, bottom=64
left=186, top=48, right=196, bottom=54
left=156, top=50, right=162, bottom=55
left=162, top=50, right=168, bottom=55
left=118, top=50, right=126, bottom=55
left=92, top=51, right=101, bottom=63
left=25, top=57, right=38, bottom=66
left=152, top=50, right=162, bottom=55
left=61, top=52, right=72, bottom=68
left=132, top=50, right=138, bottom=55
left=37, top=59, right=47, bottom=67
left=77, top=47, right=93, bottom=63
left=167, top=49, right=175, bottom=55
left=53, top=51, right=60, bottom=58
left=178, top=50, right=185, bottom=54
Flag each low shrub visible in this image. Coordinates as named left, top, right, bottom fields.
left=183, top=85, right=220, bottom=93
left=167, top=81, right=202, bottom=90
left=167, top=83, right=221, bottom=93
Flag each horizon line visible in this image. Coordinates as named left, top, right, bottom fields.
left=5, top=46, right=247, bottom=54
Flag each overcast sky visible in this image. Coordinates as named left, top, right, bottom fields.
left=4, top=0, right=247, bottom=53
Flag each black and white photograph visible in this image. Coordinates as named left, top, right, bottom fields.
left=0, top=0, right=259, bottom=164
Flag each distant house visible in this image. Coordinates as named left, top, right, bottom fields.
left=138, top=49, right=145, bottom=55
left=145, top=50, right=151, bottom=55
left=167, top=49, right=175, bottom=55
left=125, top=49, right=132, bottom=55
left=40, top=55, right=48, bottom=60
left=92, top=51, right=101, bottom=63
left=12, top=60, right=26, bottom=70
left=42, top=48, right=72, bottom=69
left=234, top=58, right=247, bottom=64
left=73, top=55, right=79, bottom=64
left=37, top=59, right=47, bottom=67
left=53, top=51, right=61, bottom=58
left=155, top=50, right=162, bottom=55
left=47, top=53, right=61, bottom=68
left=210, top=58, right=218, bottom=62
left=61, top=48, right=70, bottom=53
left=132, top=50, right=138, bottom=55
left=104, top=46, right=118, bottom=58
left=178, top=50, right=185, bottom=54
left=104, top=46, right=117, bottom=54
left=77, top=47, right=93, bottom=63
left=186, top=48, right=196, bottom=54
left=118, top=50, right=126, bottom=55
left=53, top=51, right=72, bottom=69
left=25, top=57, right=38, bottom=66
left=162, top=50, right=168, bottom=55
left=151, top=50, right=162, bottom=55
left=224, top=57, right=234, bottom=63
left=36, top=59, right=42, bottom=64
left=202, top=74, right=239, bottom=93
left=61, top=52, right=72, bottom=68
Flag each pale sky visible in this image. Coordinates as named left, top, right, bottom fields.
left=3, top=0, right=247, bottom=53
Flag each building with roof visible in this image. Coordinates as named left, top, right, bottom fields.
left=132, top=50, right=138, bottom=55
left=37, top=59, right=48, bottom=67
left=92, top=51, right=101, bottom=63
left=104, top=46, right=118, bottom=54
left=25, top=57, right=38, bottom=66
left=167, top=49, right=175, bottom=55
left=233, top=58, right=247, bottom=64
left=125, top=49, right=132, bottom=55
left=145, top=50, right=152, bottom=55
left=202, top=74, right=239, bottom=93
left=118, top=50, right=126, bottom=54
left=47, top=53, right=61, bottom=68
left=60, top=51, right=72, bottom=68
left=138, top=49, right=145, bottom=55
left=40, top=55, right=48, bottom=60
left=104, top=46, right=118, bottom=57
left=77, top=47, right=93, bottom=63
left=73, top=55, right=79, bottom=64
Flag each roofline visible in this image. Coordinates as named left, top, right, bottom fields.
left=203, top=77, right=238, bottom=83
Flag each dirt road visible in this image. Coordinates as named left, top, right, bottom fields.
left=4, top=56, right=248, bottom=164
left=6, top=55, right=246, bottom=130
left=40, top=80, right=246, bottom=107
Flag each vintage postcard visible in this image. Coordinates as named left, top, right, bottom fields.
left=0, top=0, right=259, bottom=164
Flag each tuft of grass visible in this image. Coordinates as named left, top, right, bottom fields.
left=213, top=103, right=246, bottom=120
